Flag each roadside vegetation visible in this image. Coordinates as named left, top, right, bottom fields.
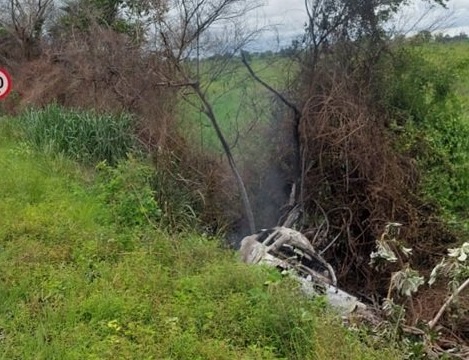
left=388, top=40, right=469, bottom=226
left=0, top=118, right=402, bottom=359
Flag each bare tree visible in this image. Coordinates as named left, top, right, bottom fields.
left=0, top=0, right=54, bottom=59
left=150, top=0, right=263, bottom=233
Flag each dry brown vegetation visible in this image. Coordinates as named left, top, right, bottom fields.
left=298, top=59, right=457, bottom=297
left=260, top=40, right=467, bottom=348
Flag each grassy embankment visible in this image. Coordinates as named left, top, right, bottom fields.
left=0, top=115, right=402, bottom=359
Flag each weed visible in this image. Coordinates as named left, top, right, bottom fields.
left=386, top=44, right=469, bottom=225
left=95, top=156, right=161, bottom=228
left=17, top=103, right=137, bottom=165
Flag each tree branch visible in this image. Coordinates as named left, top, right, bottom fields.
left=191, top=81, right=256, bottom=233
left=241, top=52, right=301, bottom=119
left=429, top=277, right=469, bottom=329
left=241, top=51, right=303, bottom=208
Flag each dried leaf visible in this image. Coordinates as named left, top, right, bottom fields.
left=429, top=259, right=446, bottom=286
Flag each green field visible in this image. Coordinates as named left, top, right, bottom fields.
left=177, top=55, right=294, bottom=157
left=405, top=41, right=469, bottom=226
left=414, top=42, right=469, bottom=115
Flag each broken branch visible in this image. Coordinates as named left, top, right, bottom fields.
left=429, top=277, right=469, bottom=330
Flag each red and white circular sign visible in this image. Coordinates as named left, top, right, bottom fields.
left=0, top=68, right=12, bottom=100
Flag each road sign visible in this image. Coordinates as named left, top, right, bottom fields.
left=0, top=68, right=12, bottom=100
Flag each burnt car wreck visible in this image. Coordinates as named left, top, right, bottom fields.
left=240, top=227, right=369, bottom=316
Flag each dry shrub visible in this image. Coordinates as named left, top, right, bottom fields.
left=12, top=26, right=174, bottom=147
left=0, top=32, right=22, bottom=67
left=296, top=64, right=457, bottom=298
left=152, top=134, right=240, bottom=233
left=282, top=39, right=468, bottom=344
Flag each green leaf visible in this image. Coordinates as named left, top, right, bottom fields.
left=391, top=267, right=424, bottom=297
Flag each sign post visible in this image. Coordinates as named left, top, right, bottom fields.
left=0, top=69, right=12, bottom=100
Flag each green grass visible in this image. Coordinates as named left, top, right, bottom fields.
left=395, top=42, right=469, bottom=228
left=16, top=104, right=137, bottom=165
left=417, top=42, right=469, bottom=97
left=0, top=120, right=402, bottom=359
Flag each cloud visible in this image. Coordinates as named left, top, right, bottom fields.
left=447, top=0, right=469, bottom=27
left=262, top=0, right=468, bottom=31
left=246, top=0, right=469, bottom=50
left=452, top=0, right=469, bottom=9
left=252, top=0, right=306, bottom=31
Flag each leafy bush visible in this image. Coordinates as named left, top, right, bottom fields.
left=384, top=45, right=469, bottom=222
left=18, top=103, right=137, bottom=165
left=95, top=156, right=161, bottom=228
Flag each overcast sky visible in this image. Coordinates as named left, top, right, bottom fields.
left=250, top=0, right=469, bottom=50
left=445, top=0, right=469, bottom=29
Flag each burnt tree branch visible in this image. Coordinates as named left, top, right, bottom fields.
left=191, top=80, right=256, bottom=234
left=241, top=53, right=301, bottom=119
left=241, top=52, right=303, bottom=212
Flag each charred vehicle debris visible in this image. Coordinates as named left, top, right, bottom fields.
left=239, top=227, right=371, bottom=318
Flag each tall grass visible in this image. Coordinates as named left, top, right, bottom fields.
left=17, top=103, right=137, bottom=165
left=11, top=105, right=218, bottom=233
left=0, top=134, right=403, bottom=359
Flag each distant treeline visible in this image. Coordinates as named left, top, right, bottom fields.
left=203, top=32, right=469, bottom=62
left=409, top=30, right=469, bottom=44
